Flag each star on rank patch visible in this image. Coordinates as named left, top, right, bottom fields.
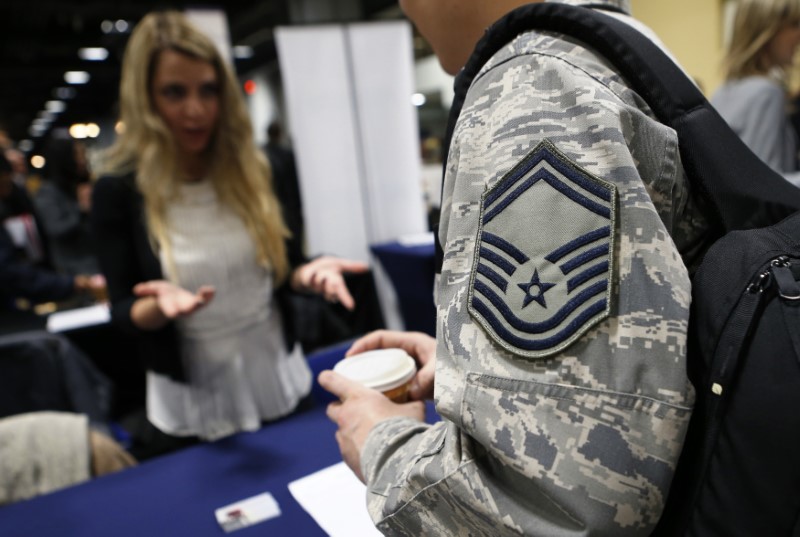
left=468, top=139, right=617, bottom=359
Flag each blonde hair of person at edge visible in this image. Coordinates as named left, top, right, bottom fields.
left=92, top=10, right=368, bottom=442
left=712, top=0, right=800, bottom=185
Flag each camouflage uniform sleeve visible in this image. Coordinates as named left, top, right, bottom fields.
left=360, top=31, right=700, bottom=537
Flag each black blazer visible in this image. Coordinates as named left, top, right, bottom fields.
left=90, top=172, right=306, bottom=382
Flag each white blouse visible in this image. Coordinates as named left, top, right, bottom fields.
left=147, top=179, right=311, bottom=441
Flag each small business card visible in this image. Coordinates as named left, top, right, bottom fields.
left=215, top=492, right=281, bottom=533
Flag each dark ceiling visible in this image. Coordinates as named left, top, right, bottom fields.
left=0, top=0, right=401, bottom=152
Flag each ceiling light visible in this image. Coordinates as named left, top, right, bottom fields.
left=18, top=140, right=33, bottom=152
left=46, top=100, right=67, bottom=113
left=30, top=155, right=46, bottom=169
left=54, top=87, right=77, bottom=99
left=29, top=125, right=46, bottom=137
left=69, top=124, right=88, bottom=139
left=115, top=20, right=129, bottom=33
left=101, top=20, right=114, bottom=33
left=86, top=123, right=100, bottom=138
left=411, top=93, right=427, bottom=107
left=64, top=71, right=90, bottom=84
left=78, top=47, right=109, bottom=61
left=233, top=46, right=254, bottom=59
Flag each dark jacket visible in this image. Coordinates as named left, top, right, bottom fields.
left=90, top=172, right=306, bottom=382
left=33, top=181, right=98, bottom=275
left=0, top=227, right=74, bottom=307
left=1, top=183, right=74, bottom=308
left=264, top=142, right=305, bottom=247
left=0, top=330, right=112, bottom=425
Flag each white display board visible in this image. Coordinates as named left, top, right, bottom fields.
left=347, top=23, right=427, bottom=247
left=185, top=9, right=233, bottom=64
left=275, top=21, right=426, bottom=262
left=276, top=25, right=371, bottom=261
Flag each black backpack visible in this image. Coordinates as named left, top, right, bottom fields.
left=436, top=3, right=800, bottom=535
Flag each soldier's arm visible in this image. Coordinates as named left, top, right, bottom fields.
left=358, top=46, right=695, bottom=537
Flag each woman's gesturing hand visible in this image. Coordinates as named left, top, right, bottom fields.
left=291, top=256, right=369, bottom=310
left=131, top=280, right=215, bottom=329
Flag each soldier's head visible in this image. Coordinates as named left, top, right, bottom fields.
left=399, top=0, right=543, bottom=75
left=724, top=0, right=800, bottom=79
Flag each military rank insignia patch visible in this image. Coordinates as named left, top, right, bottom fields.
left=468, top=140, right=616, bottom=358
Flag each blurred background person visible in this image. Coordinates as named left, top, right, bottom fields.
left=0, top=151, right=103, bottom=332
left=712, top=0, right=800, bottom=185
left=0, top=129, right=11, bottom=151
left=263, top=120, right=304, bottom=247
left=91, top=11, right=368, bottom=446
left=0, top=149, right=46, bottom=269
left=4, top=148, right=29, bottom=189
left=33, top=137, right=100, bottom=275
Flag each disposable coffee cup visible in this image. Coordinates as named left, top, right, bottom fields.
left=333, top=348, right=417, bottom=403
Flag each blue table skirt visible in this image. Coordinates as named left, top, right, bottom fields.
left=370, top=241, right=436, bottom=336
left=0, top=401, right=441, bottom=536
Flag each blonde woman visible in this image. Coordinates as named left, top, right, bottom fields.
left=712, top=0, right=800, bottom=184
left=90, top=11, right=367, bottom=443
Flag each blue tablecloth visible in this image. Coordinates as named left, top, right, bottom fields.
left=0, top=406, right=341, bottom=536
left=0, top=397, right=440, bottom=536
left=370, top=240, right=436, bottom=336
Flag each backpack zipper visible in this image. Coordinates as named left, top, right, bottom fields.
left=711, top=256, right=791, bottom=397
left=745, top=256, right=791, bottom=295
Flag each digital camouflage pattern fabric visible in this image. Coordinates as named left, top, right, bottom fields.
left=360, top=1, right=709, bottom=535
left=468, top=139, right=617, bottom=359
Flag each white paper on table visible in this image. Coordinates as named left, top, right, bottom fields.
left=288, top=462, right=382, bottom=537
left=397, top=231, right=434, bottom=247
left=46, top=304, right=110, bottom=332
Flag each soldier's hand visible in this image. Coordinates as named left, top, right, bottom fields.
left=319, top=370, right=425, bottom=482
left=346, top=330, right=436, bottom=400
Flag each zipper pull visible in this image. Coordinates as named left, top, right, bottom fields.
left=747, top=267, right=772, bottom=294
left=771, top=258, right=800, bottom=301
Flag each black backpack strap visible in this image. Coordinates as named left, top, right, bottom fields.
left=580, top=4, right=626, bottom=14
left=435, top=2, right=800, bottom=274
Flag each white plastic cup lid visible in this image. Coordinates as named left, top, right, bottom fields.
left=333, top=348, right=417, bottom=392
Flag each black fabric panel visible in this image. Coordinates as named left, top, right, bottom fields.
left=689, top=296, right=800, bottom=536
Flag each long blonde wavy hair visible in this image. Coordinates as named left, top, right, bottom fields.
left=100, top=11, right=290, bottom=283
left=724, top=0, right=800, bottom=80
